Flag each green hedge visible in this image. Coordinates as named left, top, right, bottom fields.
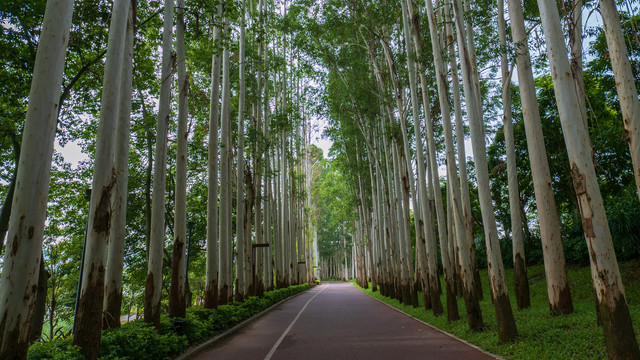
left=28, top=283, right=309, bottom=360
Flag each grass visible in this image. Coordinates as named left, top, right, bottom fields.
left=357, top=259, right=640, bottom=359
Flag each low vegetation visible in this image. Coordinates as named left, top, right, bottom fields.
left=27, top=284, right=309, bottom=360
left=358, top=262, right=640, bottom=360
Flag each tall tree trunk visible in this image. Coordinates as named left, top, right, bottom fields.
left=403, top=0, right=450, bottom=317
left=380, top=38, right=418, bottom=308
left=452, top=0, right=517, bottom=342
left=205, top=1, right=222, bottom=310
left=75, top=0, right=129, bottom=357
left=536, top=0, right=640, bottom=356
left=498, top=0, right=530, bottom=310
left=144, top=0, right=173, bottom=329
left=264, top=85, right=274, bottom=291
left=104, top=0, right=135, bottom=328
left=219, top=16, right=233, bottom=305
left=235, top=0, right=248, bottom=302
left=424, top=0, right=482, bottom=328
left=169, top=0, right=188, bottom=318
left=254, top=0, right=266, bottom=296
left=506, top=0, right=573, bottom=315
left=445, top=3, right=482, bottom=301
left=599, top=0, right=640, bottom=203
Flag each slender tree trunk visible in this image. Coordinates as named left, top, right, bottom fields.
left=498, top=0, right=530, bottom=310
left=103, top=0, right=135, bottom=328
left=506, top=0, right=573, bottom=315
left=264, top=88, right=274, bottom=291
left=169, top=0, right=188, bottom=318
left=75, top=0, right=129, bottom=357
left=445, top=4, right=482, bottom=301
left=219, top=16, right=233, bottom=305
left=254, top=0, right=266, bottom=296
left=235, top=0, right=248, bottom=302
left=424, top=0, right=482, bottom=328
left=452, top=0, right=517, bottom=342
left=144, top=0, right=173, bottom=328
left=404, top=0, right=450, bottom=317
left=205, top=1, right=222, bottom=310
left=599, top=0, right=640, bottom=202
left=536, top=0, right=640, bottom=356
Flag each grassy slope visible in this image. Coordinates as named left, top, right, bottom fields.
left=358, top=260, right=640, bottom=359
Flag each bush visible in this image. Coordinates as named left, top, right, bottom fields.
left=99, top=320, right=187, bottom=360
left=28, top=337, right=83, bottom=360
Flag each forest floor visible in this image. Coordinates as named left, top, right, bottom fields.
left=358, top=259, right=640, bottom=360
left=189, top=282, right=496, bottom=359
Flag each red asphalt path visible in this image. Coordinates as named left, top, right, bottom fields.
left=190, top=282, right=499, bottom=360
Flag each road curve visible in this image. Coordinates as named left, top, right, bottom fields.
left=190, top=282, right=498, bottom=360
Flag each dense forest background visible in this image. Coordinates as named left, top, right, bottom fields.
left=2, top=0, right=640, bottom=358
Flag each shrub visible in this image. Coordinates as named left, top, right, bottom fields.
left=27, top=337, right=83, bottom=360
left=99, top=320, right=187, bottom=360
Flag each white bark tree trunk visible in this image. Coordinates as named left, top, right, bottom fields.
left=103, top=0, right=135, bottom=329
left=452, top=0, right=517, bottom=342
left=404, top=0, right=451, bottom=316
left=0, top=0, right=73, bottom=357
left=235, top=0, right=248, bottom=302
left=205, top=2, right=223, bottom=309
left=75, top=0, right=129, bottom=357
left=599, top=0, right=640, bottom=203
left=145, top=0, right=173, bottom=328
left=424, top=0, right=482, bottom=328
left=506, top=0, right=573, bottom=315
left=536, top=0, right=639, bottom=356
left=498, top=0, right=530, bottom=310
left=219, top=16, right=233, bottom=304
left=169, top=0, right=188, bottom=318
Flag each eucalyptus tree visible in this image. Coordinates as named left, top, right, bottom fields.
left=376, top=32, right=418, bottom=306
left=497, top=0, right=529, bottom=309
left=205, top=1, right=223, bottom=309
left=505, top=0, right=573, bottom=315
left=0, top=0, right=74, bottom=357
left=536, top=0, right=639, bottom=356
left=74, top=0, right=130, bottom=356
left=597, top=0, right=640, bottom=203
left=103, top=0, right=136, bottom=328
left=169, top=0, right=189, bottom=318
left=236, top=0, right=249, bottom=302
left=145, top=0, right=174, bottom=327
left=444, top=0, right=482, bottom=301
left=451, top=0, right=517, bottom=342
left=423, top=0, right=482, bottom=328
left=219, top=14, right=233, bottom=304
left=401, top=0, right=450, bottom=317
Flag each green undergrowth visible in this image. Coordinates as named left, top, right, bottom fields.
left=357, top=261, right=640, bottom=360
left=28, top=283, right=310, bottom=360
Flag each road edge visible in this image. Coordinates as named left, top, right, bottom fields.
left=174, top=286, right=315, bottom=360
left=357, top=284, right=504, bottom=360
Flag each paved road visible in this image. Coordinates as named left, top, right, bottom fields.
left=190, top=282, right=498, bottom=360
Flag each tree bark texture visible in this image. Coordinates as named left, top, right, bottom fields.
left=75, top=0, right=129, bottom=357
left=145, top=0, right=173, bottom=328
left=169, top=0, right=188, bottom=318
